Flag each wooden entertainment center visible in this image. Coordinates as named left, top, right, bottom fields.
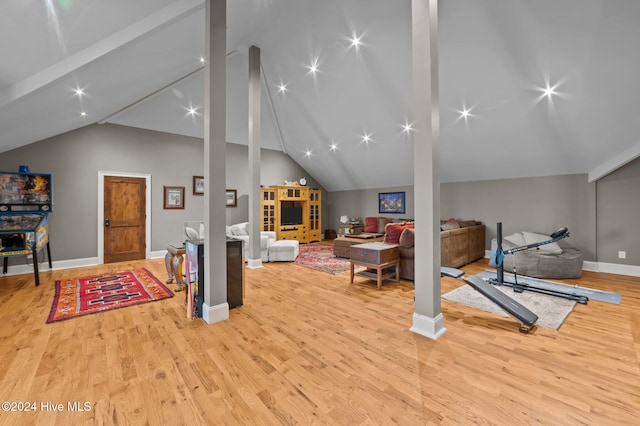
left=260, top=184, right=321, bottom=243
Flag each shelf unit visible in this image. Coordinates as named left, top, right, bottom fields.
left=260, top=184, right=321, bottom=243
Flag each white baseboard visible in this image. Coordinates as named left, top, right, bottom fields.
left=593, top=262, right=640, bottom=277
left=582, top=260, right=598, bottom=272
left=3, top=251, right=164, bottom=278
left=150, top=250, right=167, bottom=259
left=202, top=302, right=229, bottom=324
left=410, top=312, right=446, bottom=340
left=1, top=257, right=99, bottom=277
left=247, top=258, right=263, bottom=269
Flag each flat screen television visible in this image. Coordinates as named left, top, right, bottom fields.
left=281, top=206, right=303, bottom=225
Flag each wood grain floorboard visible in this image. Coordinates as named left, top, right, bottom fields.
left=0, top=256, right=639, bottom=425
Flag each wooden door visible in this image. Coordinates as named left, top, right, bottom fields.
left=104, top=176, right=146, bottom=263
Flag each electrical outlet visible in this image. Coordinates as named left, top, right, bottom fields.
left=618, top=251, right=626, bottom=259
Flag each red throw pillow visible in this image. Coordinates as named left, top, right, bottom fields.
left=384, top=222, right=414, bottom=244
left=364, top=217, right=378, bottom=233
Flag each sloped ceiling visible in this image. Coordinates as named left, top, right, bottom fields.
left=1, top=0, right=640, bottom=191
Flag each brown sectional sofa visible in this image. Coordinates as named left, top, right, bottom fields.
left=440, top=221, right=486, bottom=269
left=333, top=220, right=486, bottom=281
left=397, top=220, right=485, bottom=280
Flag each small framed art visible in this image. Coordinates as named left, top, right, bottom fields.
left=193, top=176, right=204, bottom=195
left=378, top=191, right=405, bottom=214
left=164, top=186, right=185, bottom=209
left=226, top=189, right=237, bottom=207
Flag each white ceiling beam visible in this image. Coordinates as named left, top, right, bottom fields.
left=0, top=0, right=204, bottom=109
left=588, top=141, right=640, bottom=182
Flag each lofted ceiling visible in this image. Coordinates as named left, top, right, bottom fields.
left=1, top=0, right=640, bottom=191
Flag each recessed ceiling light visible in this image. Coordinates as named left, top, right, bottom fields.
left=350, top=33, right=363, bottom=51
left=307, top=57, right=320, bottom=76
left=455, top=104, right=475, bottom=122
left=304, top=149, right=312, bottom=157
left=199, top=56, right=206, bottom=64
left=401, top=121, right=414, bottom=133
left=329, top=142, right=338, bottom=151
left=542, top=83, right=558, bottom=99
left=360, top=131, right=373, bottom=144
left=80, top=111, right=87, bottom=117
left=459, top=107, right=471, bottom=119
left=74, top=88, right=84, bottom=96
left=277, top=82, right=288, bottom=94
left=187, top=107, right=198, bottom=116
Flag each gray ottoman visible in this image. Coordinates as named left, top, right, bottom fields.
left=269, top=240, right=299, bottom=262
left=490, top=238, right=583, bottom=279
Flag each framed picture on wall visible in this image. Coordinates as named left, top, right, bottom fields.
left=164, top=186, right=185, bottom=209
left=378, top=191, right=405, bottom=214
left=193, top=176, right=204, bottom=195
left=226, top=189, right=237, bottom=207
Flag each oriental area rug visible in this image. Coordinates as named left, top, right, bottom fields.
left=294, top=243, right=352, bottom=275
left=47, top=268, right=173, bottom=323
left=442, top=283, right=576, bottom=331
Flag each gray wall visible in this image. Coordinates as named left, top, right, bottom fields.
left=0, top=123, right=325, bottom=262
left=441, top=175, right=597, bottom=261
left=596, top=157, right=640, bottom=265
left=328, top=185, right=414, bottom=231
left=327, top=175, right=597, bottom=262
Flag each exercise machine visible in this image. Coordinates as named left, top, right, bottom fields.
left=492, top=222, right=588, bottom=304
left=441, top=267, right=538, bottom=334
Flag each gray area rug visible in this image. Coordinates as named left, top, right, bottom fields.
left=443, top=284, right=576, bottom=330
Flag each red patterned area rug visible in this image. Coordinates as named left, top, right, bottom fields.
left=294, top=243, right=352, bottom=275
left=47, top=268, right=173, bottom=323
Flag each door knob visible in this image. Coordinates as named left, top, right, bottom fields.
left=105, top=218, right=110, bottom=227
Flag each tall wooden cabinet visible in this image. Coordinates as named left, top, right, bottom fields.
left=260, top=184, right=322, bottom=243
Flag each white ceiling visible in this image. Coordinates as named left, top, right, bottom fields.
left=1, top=0, right=640, bottom=191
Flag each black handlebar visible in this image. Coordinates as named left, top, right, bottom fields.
left=550, top=227, right=568, bottom=239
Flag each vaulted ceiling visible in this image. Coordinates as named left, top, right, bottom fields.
left=1, top=0, right=639, bottom=191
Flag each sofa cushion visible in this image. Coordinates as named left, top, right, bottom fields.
left=364, top=217, right=378, bottom=233
left=522, top=231, right=563, bottom=254
left=229, top=222, right=249, bottom=236
left=384, top=222, right=414, bottom=244
left=504, top=232, right=526, bottom=247
left=399, top=227, right=415, bottom=248
left=377, top=217, right=392, bottom=233
left=441, top=222, right=460, bottom=231
left=185, top=227, right=199, bottom=240
left=458, top=220, right=477, bottom=228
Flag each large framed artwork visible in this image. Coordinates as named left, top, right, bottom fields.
left=164, top=186, right=185, bottom=209
left=378, top=191, right=405, bottom=214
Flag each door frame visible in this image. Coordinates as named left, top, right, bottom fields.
left=97, top=171, right=152, bottom=264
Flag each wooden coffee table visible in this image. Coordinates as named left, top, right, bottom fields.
left=349, top=242, right=400, bottom=290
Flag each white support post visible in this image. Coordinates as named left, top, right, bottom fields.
left=202, top=0, right=229, bottom=324
left=410, top=0, right=445, bottom=339
left=247, top=45, right=263, bottom=268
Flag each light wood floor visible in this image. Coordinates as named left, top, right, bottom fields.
left=1, top=255, right=639, bottom=425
